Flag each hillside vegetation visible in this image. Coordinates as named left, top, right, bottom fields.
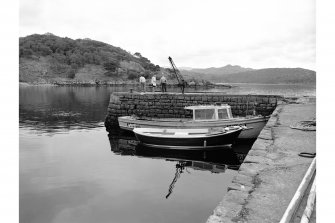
left=19, top=33, right=161, bottom=84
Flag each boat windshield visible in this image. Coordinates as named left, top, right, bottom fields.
left=194, top=109, right=215, bottom=120
left=218, top=108, right=229, bottom=119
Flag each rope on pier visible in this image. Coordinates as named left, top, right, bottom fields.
left=290, top=119, right=316, bottom=131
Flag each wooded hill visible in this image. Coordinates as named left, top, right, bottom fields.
left=19, top=33, right=162, bottom=84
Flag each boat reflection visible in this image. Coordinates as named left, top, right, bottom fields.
left=108, top=134, right=246, bottom=168
left=107, top=131, right=253, bottom=199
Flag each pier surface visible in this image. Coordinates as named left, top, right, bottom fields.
left=207, top=97, right=316, bottom=223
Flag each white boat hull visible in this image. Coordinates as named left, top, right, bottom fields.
left=133, top=127, right=242, bottom=150
left=119, top=116, right=269, bottom=139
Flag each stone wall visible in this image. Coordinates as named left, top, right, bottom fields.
left=105, top=92, right=281, bottom=132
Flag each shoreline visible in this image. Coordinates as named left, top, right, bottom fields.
left=19, top=81, right=233, bottom=88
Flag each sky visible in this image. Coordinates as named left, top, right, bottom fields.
left=19, top=0, right=315, bottom=70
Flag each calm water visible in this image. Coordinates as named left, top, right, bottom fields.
left=19, top=84, right=314, bottom=223
left=211, top=83, right=315, bottom=96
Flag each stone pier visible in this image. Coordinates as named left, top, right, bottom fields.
left=206, top=97, right=316, bottom=223
left=104, top=92, right=280, bottom=132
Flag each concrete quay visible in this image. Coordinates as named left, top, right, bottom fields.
left=207, top=97, right=316, bottom=223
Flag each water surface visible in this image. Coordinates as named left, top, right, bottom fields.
left=19, top=84, right=314, bottom=223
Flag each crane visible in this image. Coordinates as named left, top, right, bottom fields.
left=168, top=56, right=186, bottom=93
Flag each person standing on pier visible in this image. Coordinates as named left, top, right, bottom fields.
left=160, top=75, right=167, bottom=92
left=139, top=75, right=146, bottom=92
left=151, top=75, right=157, bottom=92
left=180, top=79, right=185, bottom=94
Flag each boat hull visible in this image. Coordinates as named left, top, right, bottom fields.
left=133, top=128, right=242, bottom=150
left=119, top=116, right=268, bottom=139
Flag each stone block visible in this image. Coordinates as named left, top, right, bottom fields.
left=249, top=96, right=257, bottom=102
left=239, top=162, right=269, bottom=174
left=258, top=129, right=273, bottom=140
left=224, top=190, right=249, bottom=205
left=266, top=117, right=277, bottom=127
left=232, top=174, right=254, bottom=187
left=212, top=96, right=218, bottom=102
left=248, top=149, right=267, bottom=157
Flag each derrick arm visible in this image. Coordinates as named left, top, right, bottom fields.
left=168, top=56, right=186, bottom=92
left=165, top=162, right=186, bottom=199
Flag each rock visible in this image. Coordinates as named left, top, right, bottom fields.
left=228, top=182, right=253, bottom=193
left=206, top=215, right=224, bottom=223
left=206, top=215, right=234, bottom=223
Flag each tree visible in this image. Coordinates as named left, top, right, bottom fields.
left=134, top=52, right=142, bottom=57
left=127, top=70, right=138, bottom=80
left=143, top=70, right=151, bottom=78
left=103, top=61, right=119, bottom=72
left=67, top=69, right=76, bottom=79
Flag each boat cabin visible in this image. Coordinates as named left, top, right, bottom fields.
left=185, top=104, right=233, bottom=121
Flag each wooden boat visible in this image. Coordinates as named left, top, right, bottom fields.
left=118, top=104, right=269, bottom=139
left=133, top=126, right=243, bottom=150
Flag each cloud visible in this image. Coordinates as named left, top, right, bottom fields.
left=19, top=0, right=315, bottom=70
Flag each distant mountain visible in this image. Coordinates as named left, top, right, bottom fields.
left=190, top=64, right=254, bottom=75
left=178, top=66, right=194, bottom=71
left=180, top=66, right=315, bottom=84
left=218, top=68, right=316, bottom=84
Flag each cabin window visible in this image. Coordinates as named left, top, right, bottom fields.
left=195, top=109, right=215, bottom=120
left=218, top=109, right=229, bottom=119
